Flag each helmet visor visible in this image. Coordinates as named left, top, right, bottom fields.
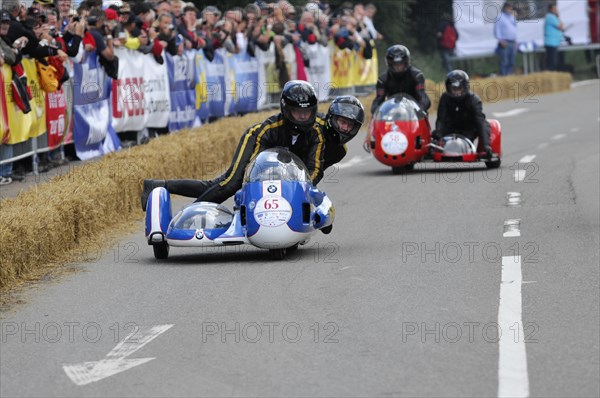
left=329, top=102, right=363, bottom=122
left=450, top=85, right=464, bottom=97
left=331, top=115, right=360, bottom=144
left=287, top=105, right=317, bottom=126
left=390, top=61, right=406, bottom=73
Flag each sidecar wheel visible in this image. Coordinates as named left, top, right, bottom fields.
left=269, top=248, right=286, bottom=260
left=153, top=243, right=169, bottom=259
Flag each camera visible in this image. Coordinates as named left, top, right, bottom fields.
left=72, top=16, right=80, bottom=22
left=49, top=26, right=60, bottom=38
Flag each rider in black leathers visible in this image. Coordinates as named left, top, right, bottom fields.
left=434, top=70, right=493, bottom=158
left=140, top=88, right=365, bottom=211
left=371, top=44, right=431, bottom=115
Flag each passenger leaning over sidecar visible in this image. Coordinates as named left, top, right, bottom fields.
left=141, top=92, right=365, bottom=211
left=433, top=70, right=493, bottom=158
left=142, top=80, right=324, bottom=209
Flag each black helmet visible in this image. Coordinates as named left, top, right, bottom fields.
left=445, top=69, right=470, bottom=99
left=280, top=80, right=318, bottom=134
left=326, top=95, right=365, bottom=145
left=386, top=45, right=411, bottom=77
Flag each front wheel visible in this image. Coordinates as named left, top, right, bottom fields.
left=269, top=248, right=286, bottom=260
left=153, top=243, right=169, bottom=259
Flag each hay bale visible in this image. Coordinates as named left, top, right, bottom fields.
left=0, top=72, right=571, bottom=289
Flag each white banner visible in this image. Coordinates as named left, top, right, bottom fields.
left=283, top=43, right=297, bottom=81
left=143, top=52, right=171, bottom=129
left=305, top=44, right=331, bottom=101
left=454, top=0, right=590, bottom=57
left=255, top=42, right=277, bottom=109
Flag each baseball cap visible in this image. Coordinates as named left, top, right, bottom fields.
left=0, top=10, right=11, bottom=23
left=105, top=8, right=118, bottom=21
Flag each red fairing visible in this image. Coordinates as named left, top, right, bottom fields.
left=369, top=118, right=431, bottom=167
left=488, top=119, right=502, bottom=157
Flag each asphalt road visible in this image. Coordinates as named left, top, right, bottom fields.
left=1, top=81, right=599, bottom=397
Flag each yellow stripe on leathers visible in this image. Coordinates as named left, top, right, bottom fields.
left=311, top=125, right=324, bottom=182
left=219, top=119, right=284, bottom=187
left=220, top=118, right=324, bottom=185
left=294, top=117, right=324, bottom=181
left=251, top=119, right=284, bottom=159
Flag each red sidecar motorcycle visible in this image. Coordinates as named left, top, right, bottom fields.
left=365, top=95, right=502, bottom=174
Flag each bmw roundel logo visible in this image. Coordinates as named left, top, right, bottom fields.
left=267, top=185, right=277, bottom=193
left=195, top=230, right=204, bottom=240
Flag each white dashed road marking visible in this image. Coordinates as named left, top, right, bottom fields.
left=514, top=170, right=527, bottom=182
left=518, top=155, right=536, bottom=163
left=503, top=219, right=521, bottom=237
left=507, top=192, right=522, bottom=206
left=498, top=255, right=530, bottom=397
left=492, top=108, right=530, bottom=118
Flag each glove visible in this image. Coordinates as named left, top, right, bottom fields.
left=431, top=130, right=441, bottom=140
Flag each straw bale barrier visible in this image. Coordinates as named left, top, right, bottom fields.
left=424, top=71, right=572, bottom=112
left=0, top=72, right=571, bottom=290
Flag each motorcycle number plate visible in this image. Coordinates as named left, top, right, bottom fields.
left=381, top=132, right=409, bottom=156
left=254, top=195, right=293, bottom=227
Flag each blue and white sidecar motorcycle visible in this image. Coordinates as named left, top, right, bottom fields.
left=145, top=148, right=335, bottom=260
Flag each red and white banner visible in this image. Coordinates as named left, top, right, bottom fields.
left=0, top=65, right=9, bottom=145
left=111, top=48, right=170, bottom=132
left=46, top=89, right=67, bottom=149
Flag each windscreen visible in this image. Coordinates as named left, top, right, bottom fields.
left=172, top=203, right=233, bottom=230
left=374, top=95, right=422, bottom=122
left=244, top=148, right=310, bottom=183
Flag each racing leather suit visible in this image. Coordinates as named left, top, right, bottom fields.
left=316, top=113, right=348, bottom=170
left=435, top=92, right=490, bottom=148
left=371, top=66, right=431, bottom=115
left=164, top=113, right=325, bottom=204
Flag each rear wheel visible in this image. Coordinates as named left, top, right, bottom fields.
left=485, top=158, right=501, bottom=169
left=153, top=243, right=169, bottom=259
left=269, top=248, right=286, bottom=260
left=392, top=164, right=414, bottom=174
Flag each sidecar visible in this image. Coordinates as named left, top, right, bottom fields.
left=367, top=95, right=502, bottom=173
left=366, top=94, right=432, bottom=174
left=145, top=148, right=335, bottom=260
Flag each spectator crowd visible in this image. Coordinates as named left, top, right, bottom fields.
left=1, top=0, right=381, bottom=79
left=0, top=0, right=384, bottom=185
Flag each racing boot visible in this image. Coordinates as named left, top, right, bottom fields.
left=484, top=145, right=493, bottom=159
left=141, top=179, right=166, bottom=211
